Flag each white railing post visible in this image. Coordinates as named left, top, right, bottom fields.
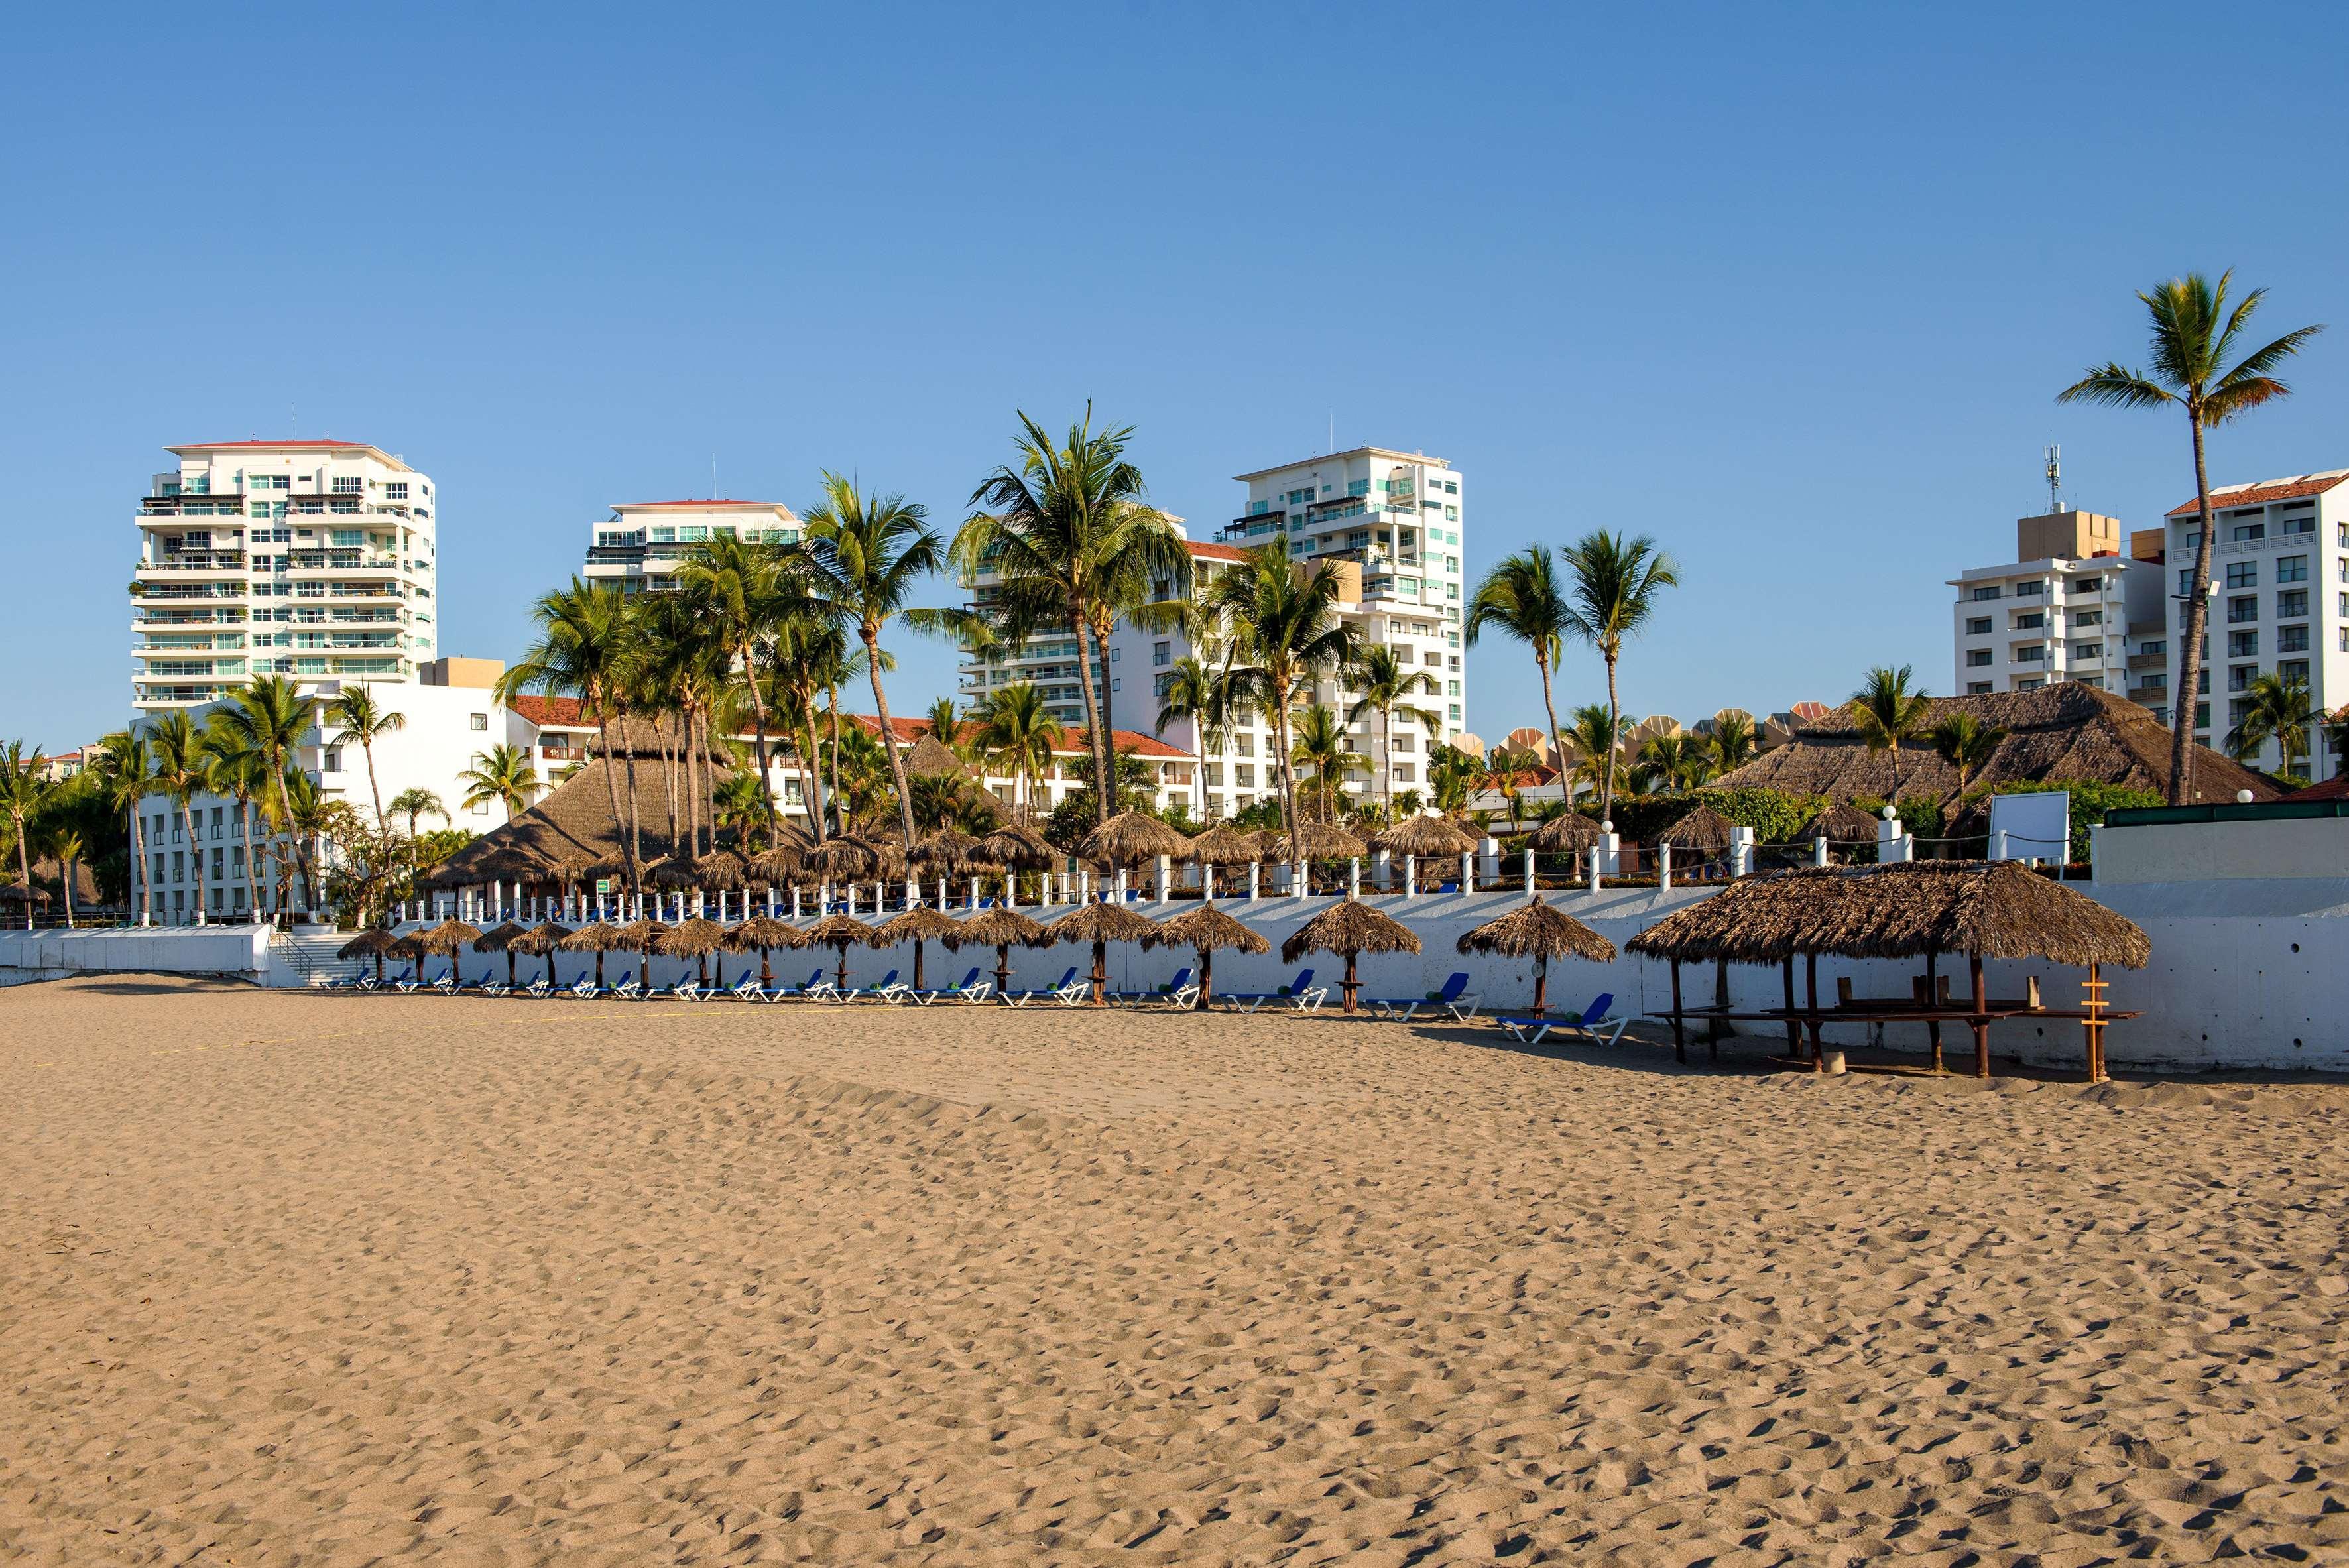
left=1659, top=842, right=1673, bottom=892
left=1349, top=857, right=1361, bottom=898
left=1524, top=847, right=1534, bottom=895
left=1293, top=861, right=1307, bottom=902
left=1404, top=855, right=1416, bottom=900
left=1156, top=855, right=1170, bottom=903
left=1587, top=845, right=1601, bottom=894
left=1731, top=824, right=1754, bottom=878
left=1461, top=850, right=1475, bottom=894
left=1813, top=836, right=1829, bottom=867
left=1479, top=835, right=1500, bottom=886
left=1879, top=812, right=1909, bottom=863
left=1248, top=861, right=1260, bottom=902
left=1374, top=849, right=1392, bottom=891
left=846, top=884, right=857, bottom=918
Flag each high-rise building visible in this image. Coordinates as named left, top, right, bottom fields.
left=1948, top=509, right=2157, bottom=702
left=131, top=440, right=438, bottom=713
left=2158, top=469, right=2349, bottom=781
left=581, top=499, right=802, bottom=594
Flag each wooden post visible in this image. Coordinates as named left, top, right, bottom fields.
left=1342, top=951, right=1359, bottom=1015
left=1969, top=952, right=1990, bottom=1079
left=1709, top=957, right=1728, bottom=1060
left=1925, top=949, right=1944, bottom=1073
left=2082, top=962, right=2108, bottom=1083
left=1805, top=952, right=1823, bottom=1071
left=1197, top=945, right=1213, bottom=1010
left=1669, top=959, right=1685, bottom=1065
left=1091, top=939, right=1107, bottom=1006
left=1782, top=955, right=1799, bottom=1058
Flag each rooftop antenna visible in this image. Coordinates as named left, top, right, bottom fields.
left=2045, top=443, right=2063, bottom=514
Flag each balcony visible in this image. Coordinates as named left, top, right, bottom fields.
left=2126, top=651, right=2167, bottom=671
left=138, top=555, right=249, bottom=573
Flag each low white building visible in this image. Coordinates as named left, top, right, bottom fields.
left=1950, top=510, right=2159, bottom=701
left=581, top=499, right=802, bottom=595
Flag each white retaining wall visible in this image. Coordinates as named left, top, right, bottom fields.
left=0, top=925, right=280, bottom=987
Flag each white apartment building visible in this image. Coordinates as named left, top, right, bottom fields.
left=132, top=440, right=438, bottom=713
left=581, top=499, right=802, bottom=593
left=959, top=445, right=1469, bottom=823
left=2158, top=470, right=2349, bottom=782
left=1950, top=510, right=2158, bottom=701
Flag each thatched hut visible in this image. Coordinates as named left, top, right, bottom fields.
left=1188, top=825, right=1262, bottom=867
left=975, top=821, right=1055, bottom=871
left=1077, top=811, right=1195, bottom=870
left=1525, top=812, right=1602, bottom=857
left=723, top=914, right=807, bottom=988
left=414, top=918, right=482, bottom=983
left=1659, top=804, right=1736, bottom=853
left=659, top=916, right=729, bottom=986
left=1456, top=898, right=1616, bottom=1017
left=1281, top=898, right=1422, bottom=1015
left=559, top=919, right=627, bottom=987
left=1044, top=902, right=1160, bottom=1006
left=1798, top=802, right=1883, bottom=847
left=874, top=904, right=960, bottom=989
left=472, top=920, right=534, bottom=989
left=614, top=918, right=670, bottom=989
left=511, top=920, right=572, bottom=988
left=909, top=827, right=985, bottom=878
left=803, top=913, right=878, bottom=991
left=941, top=907, right=1048, bottom=999
left=1142, top=904, right=1268, bottom=1008
left=801, top=835, right=884, bottom=883
left=338, top=926, right=400, bottom=985
left=690, top=851, right=749, bottom=890
left=385, top=932, right=427, bottom=975
left=1375, top=815, right=1479, bottom=860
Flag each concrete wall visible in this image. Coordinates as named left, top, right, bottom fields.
left=0, top=926, right=275, bottom=986
left=2094, top=816, right=2349, bottom=883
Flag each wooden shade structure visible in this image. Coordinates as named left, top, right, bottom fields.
left=803, top=913, right=878, bottom=991
left=415, top=918, right=483, bottom=983
left=689, top=851, right=750, bottom=889
left=1797, top=802, right=1883, bottom=845
left=909, top=827, right=985, bottom=876
left=1044, top=901, right=1160, bottom=1006
left=941, top=907, right=1048, bottom=998
left=1187, top=825, right=1262, bottom=868
left=1271, top=822, right=1368, bottom=864
left=471, top=920, right=534, bottom=989
left=1626, top=861, right=2149, bottom=1077
left=1142, top=904, right=1268, bottom=1008
left=1456, top=898, right=1616, bottom=1018
left=748, top=845, right=806, bottom=886
left=1376, top=815, right=1479, bottom=859
left=874, top=904, right=960, bottom=989
left=560, top=919, right=627, bottom=989
left=658, top=916, right=729, bottom=986
left=614, top=918, right=670, bottom=989
left=1076, top=811, right=1196, bottom=869
left=975, top=821, right=1055, bottom=871
left=1281, top=898, right=1421, bottom=1015
left=338, top=926, right=400, bottom=985
left=1658, top=804, right=1736, bottom=853
left=723, top=914, right=807, bottom=987
left=1525, top=812, right=1602, bottom=856
left=512, top=920, right=573, bottom=988
left=802, top=836, right=885, bottom=883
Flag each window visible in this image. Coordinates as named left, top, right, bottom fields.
left=471, top=800, right=490, bottom=816
left=2280, top=659, right=2310, bottom=685
left=333, top=477, right=363, bottom=494
left=1447, top=679, right=1462, bottom=696
left=1972, top=585, right=2002, bottom=601
left=2016, top=646, right=2045, bottom=663
left=2014, top=612, right=2044, bottom=630
left=1967, top=681, right=1992, bottom=695
left=1151, top=640, right=1170, bottom=666
left=1110, top=677, right=1120, bottom=693
left=2278, top=589, right=2308, bottom=619
left=2016, top=676, right=2045, bottom=690
left=1966, top=649, right=1993, bottom=668
left=2140, top=671, right=2167, bottom=690
left=330, top=530, right=362, bottom=548
left=2015, top=581, right=2043, bottom=597
left=470, top=713, right=488, bottom=731
left=2278, top=554, right=2309, bottom=583
left=1347, top=479, right=1371, bottom=497
left=330, top=500, right=359, bottom=514
left=2139, top=639, right=2167, bottom=657
left=2281, top=512, right=2315, bottom=536
left=323, top=747, right=343, bottom=772
left=2072, top=576, right=2101, bottom=593
left=2179, top=570, right=2197, bottom=597
left=249, top=473, right=288, bottom=489
left=2228, top=595, right=2258, bottom=624
left=2231, top=522, right=2266, bottom=542
left=1394, top=764, right=1415, bottom=783
left=2073, top=642, right=2102, bottom=660
left=1448, top=704, right=1462, bottom=721
left=210, top=806, right=223, bottom=837
left=2072, top=609, right=2102, bottom=627
left=385, top=483, right=408, bottom=499
left=1965, top=616, right=1992, bottom=635
left=2228, top=665, right=2255, bottom=693
left=1444, top=506, right=1459, bottom=522
left=2227, top=629, right=2258, bottom=658
left=2226, top=562, right=2258, bottom=589
left=2278, top=624, right=2309, bottom=653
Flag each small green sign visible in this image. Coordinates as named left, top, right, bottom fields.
left=595, top=878, right=613, bottom=894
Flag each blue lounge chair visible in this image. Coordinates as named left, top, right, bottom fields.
left=723, top=973, right=764, bottom=1002
left=1368, top=972, right=1480, bottom=1023
left=914, top=967, right=991, bottom=1005
left=1109, top=966, right=1193, bottom=1008
left=841, top=969, right=898, bottom=1003
left=565, top=975, right=602, bottom=1000
left=1221, top=968, right=1322, bottom=1013
left=1006, top=966, right=1083, bottom=1007
left=1495, top=993, right=1626, bottom=1048
left=760, top=966, right=825, bottom=1002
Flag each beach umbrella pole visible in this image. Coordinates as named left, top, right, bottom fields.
left=1925, top=951, right=1945, bottom=1072
left=1667, top=960, right=1682, bottom=1061
left=994, top=942, right=1010, bottom=998
left=1342, top=951, right=1358, bottom=1014
left=1196, top=945, right=1211, bottom=1009
left=1091, top=940, right=1105, bottom=1006
left=1534, top=955, right=1549, bottom=1021
left=1970, top=954, right=1990, bottom=1079
left=1805, top=954, right=1823, bottom=1072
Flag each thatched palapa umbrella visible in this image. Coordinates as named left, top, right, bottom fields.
left=1659, top=804, right=1736, bottom=853
left=1457, top=898, right=1615, bottom=1018
left=975, top=820, right=1054, bottom=871
left=1045, top=901, right=1160, bottom=1006
left=1273, top=821, right=1368, bottom=864
left=1376, top=815, right=1478, bottom=860
left=1282, top=898, right=1421, bottom=1015
left=1525, top=812, right=1602, bottom=858
left=874, top=904, right=959, bottom=990
left=804, top=913, right=878, bottom=992
left=941, top=907, right=1047, bottom=998
left=338, top=926, right=399, bottom=985
left=1077, top=811, right=1195, bottom=871
left=472, top=919, right=533, bottom=989
left=723, top=914, right=807, bottom=988
left=909, top=827, right=984, bottom=878
left=691, top=851, right=749, bottom=892
left=512, top=920, right=572, bottom=989
left=615, top=918, right=670, bottom=990
left=659, top=916, right=729, bottom=987
left=1144, top=904, right=1268, bottom=1008
left=416, top=918, right=482, bottom=984
left=385, top=932, right=426, bottom=979
left=560, top=919, right=627, bottom=989
left=1187, top=825, right=1262, bottom=868
left=1799, top=802, right=1882, bottom=847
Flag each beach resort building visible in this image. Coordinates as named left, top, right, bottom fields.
left=132, top=440, right=438, bottom=714
left=2157, top=470, right=2349, bottom=781
left=1948, top=509, right=2159, bottom=703
left=581, top=499, right=802, bottom=594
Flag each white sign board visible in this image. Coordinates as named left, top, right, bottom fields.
left=1988, top=790, right=2070, bottom=863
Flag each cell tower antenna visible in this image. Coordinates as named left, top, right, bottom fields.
left=2045, top=443, right=2063, bottom=514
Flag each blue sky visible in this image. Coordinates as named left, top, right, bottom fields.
left=5, top=2, right=2344, bottom=752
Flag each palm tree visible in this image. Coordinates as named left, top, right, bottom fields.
left=1345, top=645, right=1441, bottom=817
left=2324, top=705, right=2349, bottom=781
left=1288, top=705, right=1368, bottom=822
left=1709, top=713, right=1758, bottom=775
left=676, top=531, right=786, bottom=839
left=1201, top=543, right=1358, bottom=846
left=496, top=580, right=641, bottom=891
left=278, top=767, right=333, bottom=914
left=958, top=408, right=1189, bottom=825
left=759, top=608, right=843, bottom=841
left=1555, top=704, right=1620, bottom=804
left=0, top=743, right=48, bottom=928
left=922, top=696, right=968, bottom=757
left=794, top=473, right=978, bottom=850
left=1931, top=713, right=2008, bottom=793
left=1156, top=647, right=1236, bottom=825
left=2225, top=672, right=2316, bottom=778
left=214, top=675, right=314, bottom=924
left=200, top=717, right=271, bottom=919
left=322, top=684, right=405, bottom=830
left=147, top=714, right=208, bottom=924
left=1557, top=532, right=1679, bottom=825
left=1427, top=743, right=1479, bottom=819
left=1635, top=731, right=1712, bottom=793
left=1851, top=665, right=1933, bottom=800
left=1467, top=546, right=1571, bottom=813
left=2058, top=272, right=2324, bottom=804
left=388, top=786, right=447, bottom=838
left=50, top=828, right=86, bottom=928
left=460, top=743, right=540, bottom=823
left=640, top=589, right=728, bottom=858
left=971, top=681, right=1064, bottom=824
left=92, top=731, right=155, bottom=926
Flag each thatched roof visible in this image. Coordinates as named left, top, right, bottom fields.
left=803, top=835, right=906, bottom=882
left=689, top=851, right=749, bottom=888
left=414, top=918, right=482, bottom=955
left=338, top=928, right=400, bottom=959
left=471, top=920, right=533, bottom=953
left=1077, top=811, right=1196, bottom=867
left=909, top=827, right=984, bottom=873
left=1187, top=825, right=1263, bottom=866
left=512, top=921, right=572, bottom=956
left=1624, top=860, right=2150, bottom=968
left=422, top=841, right=553, bottom=890
left=560, top=920, right=628, bottom=951
left=1457, top=898, right=1616, bottom=963
left=0, top=882, right=48, bottom=904
left=902, top=733, right=969, bottom=778
left=876, top=905, right=960, bottom=945
left=1715, top=684, right=2279, bottom=805
left=387, top=933, right=427, bottom=961
left=1524, top=812, right=1602, bottom=853
left=803, top=913, right=878, bottom=949
left=725, top=915, right=808, bottom=951
left=658, top=916, right=728, bottom=957
left=422, top=757, right=703, bottom=889
left=1375, top=815, right=1479, bottom=859
left=1044, top=902, right=1161, bottom=945
left=613, top=918, right=670, bottom=952
left=1270, top=822, right=1368, bottom=862
left=1144, top=904, right=1270, bottom=956
left=748, top=845, right=805, bottom=884
left=28, top=855, right=99, bottom=904
left=975, top=821, right=1056, bottom=870
left=1659, top=804, right=1736, bottom=851
left=1282, top=899, right=1422, bottom=963
left=941, top=908, right=1049, bottom=950
left=1798, top=802, right=1884, bottom=843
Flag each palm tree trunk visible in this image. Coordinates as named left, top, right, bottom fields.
left=240, top=799, right=262, bottom=918
left=13, top=821, right=31, bottom=930
left=2172, top=412, right=2217, bottom=806
left=742, top=643, right=779, bottom=847
left=865, top=628, right=920, bottom=850
left=1271, top=694, right=1299, bottom=847
left=362, top=737, right=384, bottom=831
left=267, top=760, right=296, bottom=928
left=1600, top=649, right=1622, bottom=825
left=794, top=710, right=823, bottom=843
left=129, top=804, right=151, bottom=926
left=1091, top=610, right=1122, bottom=812
left=182, top=800, right=206, bottom=924
left=62, top=858, right=75, bottom=928
left=825, top=686, right=845, bottom=838
left=1070, top=605, right=1113, bottom=824
left=593, top=712, right=629, bottom=890
left=1532, top=648, right=1567, bottom=820
left=658, top=728, right=678, bottom=851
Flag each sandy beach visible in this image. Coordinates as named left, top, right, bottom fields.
left=6, top=975, right=2348, bottom=1565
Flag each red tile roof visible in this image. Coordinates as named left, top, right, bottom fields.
left=613, top=499, right=786, bottom=509
left=1186, top=541, right=1248, bottom=563
left=509, top=695, right=589, bottom=729
left=2167, top=472, right=2348, bottom=516
left=509, top=696, right=1189, bottom=758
